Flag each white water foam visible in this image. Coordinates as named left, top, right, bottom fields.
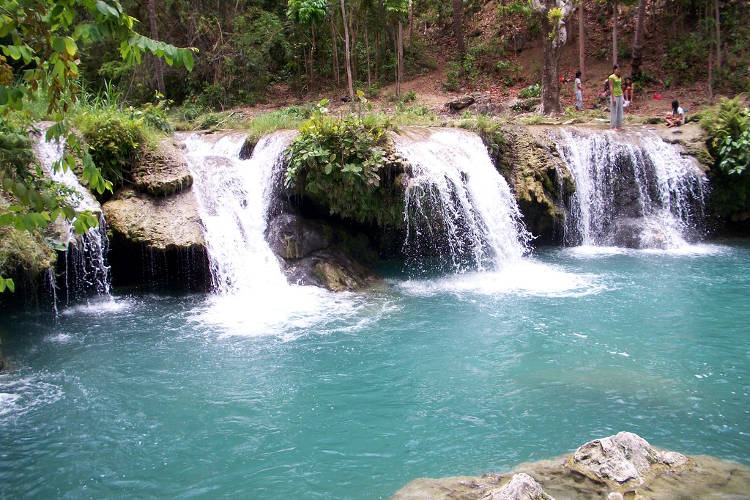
left=395, top=128, right=530, bottom=272
left=396, top=260, right=602, bottom=298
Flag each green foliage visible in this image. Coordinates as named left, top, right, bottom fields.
left=138, top=99, right=174, bottom=133
left=496, top=59, right=522, bottom=86
left=699, top=96, right=750, bottom=218
left=287, top=0, right=327, bottom=25
left=73, top=107, right=145, bottom=187
left=700, top=97, right=750, bottom=175
left=519, top=83, right=541, bottom=99
left=0, top=0, right=192, bottom=291
left=285, top=101, right=404, bottom=228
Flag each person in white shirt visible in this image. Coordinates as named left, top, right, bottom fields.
left=665, top=99, right=686, bottom=127
left=574, top=70, right=583, bottom=111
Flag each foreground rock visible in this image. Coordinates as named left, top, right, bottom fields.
left=392, top=432, right=750, bottom=500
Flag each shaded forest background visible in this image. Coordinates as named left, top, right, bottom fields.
left=74, top=0, right=749, bottom=110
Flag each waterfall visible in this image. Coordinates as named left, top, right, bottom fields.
left=552, top=128, right=708, bottom=249
left=394, top=128, right=530, bottom=272
left=180, top=131, right=296, bottom=294
left=33, top=126, right=111, bottom=302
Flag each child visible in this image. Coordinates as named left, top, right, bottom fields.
left=575, top=71, right=583, bottom=111
left=623, top=77, right=634, bottom=109
left=597, top=78, right=610, bottom=108
left=665, top=100, right=686, bottom=127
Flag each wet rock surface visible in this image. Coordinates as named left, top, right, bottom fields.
left=265, top=213, right=378, bottom=291
left=392, top=432, right=750, bottom=500
left=494, top=126, right=574, bottom=245
left=102, top=188, right=210, bottom=290
left=103, top=188, right=204, bottom=250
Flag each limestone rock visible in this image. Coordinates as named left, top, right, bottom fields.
left=485, top=473, right=553, bottom=500
left=494, top=126, right=574, bottom=245
left=265, top=213, right=377, bottom=292
left=653, top=122, right=711, bottom=170
left=569, top=431, right=688, bottom=485
left=130, top=139, right=193, bottom=196
left=392, top=432, right=743, bottom=500
left=446, top=95, right=476, bottom=112
left=102, top=188, right=205, bottom=251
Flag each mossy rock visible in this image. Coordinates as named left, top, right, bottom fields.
left=492, top=125, right=574, bottom=244
left=130, top=139, right=193, bottom=197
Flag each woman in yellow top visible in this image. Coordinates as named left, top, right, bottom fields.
left=609, top=65, right=623, bottom=130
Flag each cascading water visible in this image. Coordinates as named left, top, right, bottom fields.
left=180, top=130, right=369, bottom=336
left=552, top=128, right=708, bottom=249
left=180, top=131, right=296, bottom=294
left=395, top=128, right=530, bottom=272
left=33, top=126, right=111, bottom=302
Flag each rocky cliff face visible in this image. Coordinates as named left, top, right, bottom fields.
left=493, top=126, right=575, bottom=245
left=102, top=139, right=210, bottom=290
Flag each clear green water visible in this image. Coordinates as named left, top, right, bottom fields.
left=1, top=244, right=749, bottom=498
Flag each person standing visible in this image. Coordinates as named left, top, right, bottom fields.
left=609, top=65, right=623, bottom=130
left=575, top=70, right=583, bottom=111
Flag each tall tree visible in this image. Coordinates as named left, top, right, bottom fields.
left=630, top=0, right=647, bottom=78
left=578, top=0, right=585, bottom=77
left=612, top=0, right=618, bottom=66
left=147, top=0, right=166, bottom=94
left=452, top=0, right=465, bottom=56
left=340, top=0, right=355, bottom=100
left=714, top=0, right=721, bottom=69
left=384, top=0, right=408, bottom=96
left=532, top=0, right=575, bottom=114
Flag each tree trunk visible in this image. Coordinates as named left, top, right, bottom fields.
left=707, top=1, right=714, bottom=102
left=631, top=0, right=647, bottom=78
left=714, top=0, right=721, bottom=69
left=541, top=10, right=562, bottom=113
left=340, top=0, right=354, bottom=101
left=578, top=1, right=585, bottom=77
left=452, top=0, right=465, bottom=56
left=612, top=0, right=618, bottom=66
left=365, top=23, right=371, bottom=89
left=397, top=21, right=404, bottom=96
left=147, top=0, right=165, bottom=95
left=331, top=18, right=340, bottom=87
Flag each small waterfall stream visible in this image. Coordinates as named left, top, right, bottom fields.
left=395, top=128, right=530, bottom=272
left=33, top=127, right=111, bottom=303
left=180, top=131, right=296, bottom=294
left=552, top=128, right=708, bottom=249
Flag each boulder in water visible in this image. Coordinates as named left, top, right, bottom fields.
left=493, top=126, right=574, bottom=245
left=130, top=138, right=193, bottom=197
left=102, top=188, right=210, bottom=290
left=266, top=213, right=377, bottom=291
left=569, top=431, right=688, bottom=486
left=392, top=432, right=748, bottom=499
left=486, top=473, right=553, bottom=500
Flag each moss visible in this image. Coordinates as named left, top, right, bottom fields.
left=0, top=225, right=57, bottom=284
